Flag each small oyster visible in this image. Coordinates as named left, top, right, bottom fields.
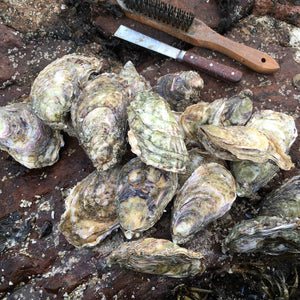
left=31, top=53, right=104, bottom=130
left=178, top=148, right=226, bottom=187
left=0, top=102, right=63, bottom=169
left=116, top=157, right=178, bottom=239
left=106, top=237, right=205, bottom=278
left=59, top=167, right=121, bottom=248
left=260, top=175, right=300, bottom=217
left=172, top=162, right=236, bottom=244
left=154, top=71, right=204, bottom=111
left=223, top=216, right=300, bottom=255
left=127, top=91, right=189, bottom=173
left=198, top=125, right=294, bottom=170
left=71, top=73, right=129, bottom=171
left=231, top=110, right=297, bottom=197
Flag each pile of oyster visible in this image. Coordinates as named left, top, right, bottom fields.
left=1, top=54, right=299, bottom=278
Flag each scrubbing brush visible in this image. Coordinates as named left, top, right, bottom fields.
left=116, top=0, right=280, bottom=73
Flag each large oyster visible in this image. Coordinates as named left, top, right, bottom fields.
left=127, top=90, right=189, bottom=173
left=172, top=162, right=236, bottom=244
left=260, top=175, right=300, bottom=217
left=71, top=73, right=129, bottom=171
left=0, top=102, right=63, bottom=169
left=223, top=216, right=300, bottom=255
left=198, top=125, right=294, bottom=170
left=59, top=167, right=121, bottom=248
left=231, top=110, right=297, bottom=197
left=116, top=157, right=178, bottom=239
left=154, top=71, right=204, bottom=111
left=106, top=238, right=205, bottom=278
left=31, top=53, right=104, bottom=130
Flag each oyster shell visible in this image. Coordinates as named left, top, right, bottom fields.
left=31, top=53, right=104, bottom=130
left=178, top=148, right=226, bottom=187
left=106, top=237, right=205, bottom=278
left=0, top=102, right=63, bottom=169
left=59, top=167, right=121, bottom=248
left=154, top=71, right=204, bottom=111
left=198, top=125, right=294, bottom=170
left=223, top=216, right=300, bottom=255
left=260, top=175, right=300, bottom=217
left=71, top=73, right=129, bottom=171
left=116, top=157, right=178, bottom=239
left=231, top=110, right=297, bottom=197
left=127, top=90, right=189, bottom=173
left=172, top=162, right=236, bottom=244
left=179, top=90, right=253, bottom=144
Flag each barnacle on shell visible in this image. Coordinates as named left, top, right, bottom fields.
left=31, top=53, right=104, bottom=130
left=107, top=237, right=205, bottom=278
left=0, top=102, right=63, bottom=169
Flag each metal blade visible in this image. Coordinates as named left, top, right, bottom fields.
left=114, top=25, right=182, bottom=60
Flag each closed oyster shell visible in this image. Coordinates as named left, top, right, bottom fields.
left=260, top=175, right=300, bottom=217
left=198, top=125, right=294, bottom=170
left=71, top=73, right=129, bottom=171
left=154, top=71, right=204, bottom=111
left=178, top=148, right=226, bottom=187
left=0, top=102, right=63, bottom=169
left=231, top=110, right=297, bottom=197
left=172, top=162, right=236, bottom=244
left=127, top=91, right=189, bottom=173
left=59, top=167, right=121, bottom=248
left=223, top=216, right=300, bottom=255
left=106, top=237, right=205, bottom=278
left=31, top=53, right=104, bottom=130
left=116, top=157, right=178, bottom=239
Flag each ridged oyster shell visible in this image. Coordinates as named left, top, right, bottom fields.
left=116, top=157, right=178, bottom=239
left=260, top=175, right=300, bottom=217
left=106, top=238, right=205, bottom=278
left=0, top=102, right=63, bottom=169
left=179, top=90, right=253, bottom=143
left=223, top=216, right=300, bottom=255
left=154, top=71, right=204, bottom=111
left=231, top=110, right=297, bottom=197
left=198, top=125, right=294, bottom=170
left=31, top=53, right=104, bottom=130
left=172, top=162, right=236, bottom=244
left=127, top=90, right=188, bottom=173
left=59, top=167, right=121, bottom=248
left=71, top=73, right=129, bottom=171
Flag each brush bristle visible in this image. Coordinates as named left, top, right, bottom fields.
left=123, top=0, right=194, bottom=31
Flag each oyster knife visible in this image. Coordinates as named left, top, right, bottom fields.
left=114, top=25, right=242, bottom=83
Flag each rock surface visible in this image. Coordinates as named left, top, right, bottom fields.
left=0, top=1, right=299, bottom=299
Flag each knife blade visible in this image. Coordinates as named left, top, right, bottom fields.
left=113, top=25, right=242, bottom=83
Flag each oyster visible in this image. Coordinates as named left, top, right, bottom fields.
left=179, top=90, right=253, bottom=144
left=231, top=110, right=297, bottom=197
left=178, top=148, right=226, bottom=187
left=0, top=102, right=63, bottom=169
left=71, top=73, right=129, bottom=171
left=172, top=162, right=236, bottom=244
left=260, top=175, right=300, bottom=217
left=59, top=167, right=121, bottom=248
left=106, top=237, right=205, bottom=278
left=223, top=216, right=300, bottom=255
left=31, top=53, right=104, bottom=130
left=198, top=125, right=294, bottom=170
left=127, top=90, right=189, bottom=173
left=154, top=71, right=204, bottom=111
left=116, top=157, right=178, bottom=239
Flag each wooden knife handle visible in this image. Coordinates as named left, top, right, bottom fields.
left=181, top=50, right=243, bottom=83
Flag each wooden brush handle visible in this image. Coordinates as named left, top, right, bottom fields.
left=125, top=12, right=280, bottom=74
